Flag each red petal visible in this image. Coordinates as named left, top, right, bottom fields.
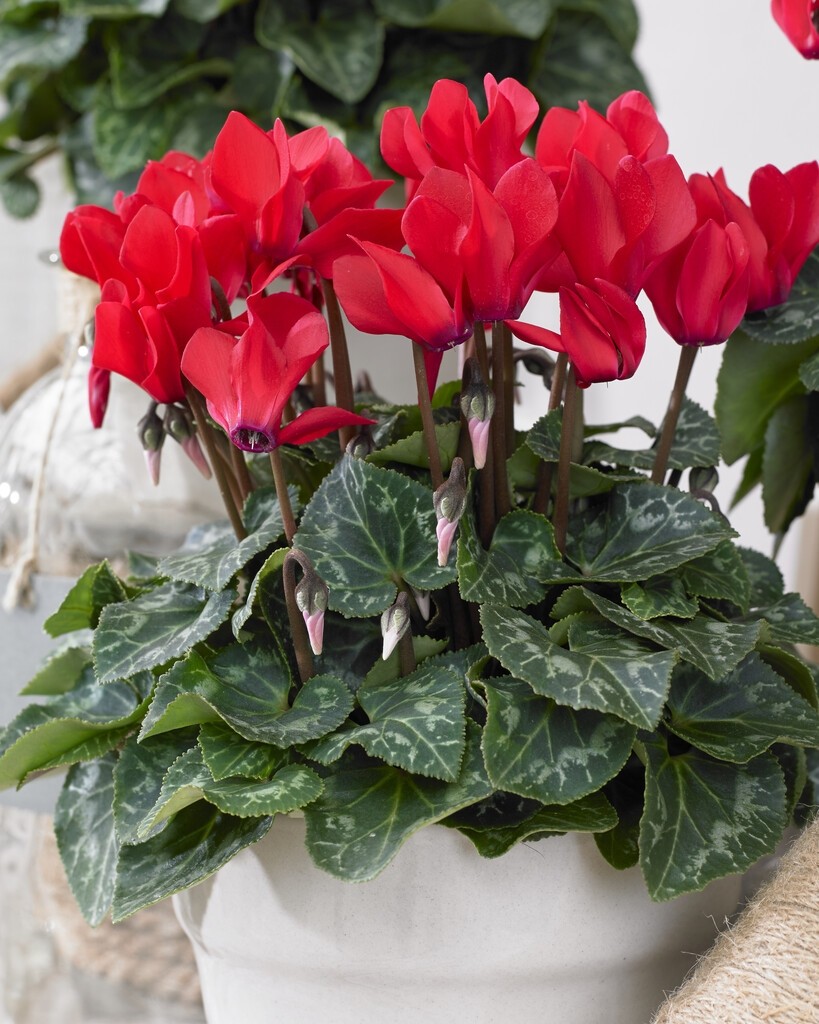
left=199, top=213, right=248, bottom=303
left=211, top=112, right=285, bottom=229
left=380, top=107, right=433, bottom=180
left=606, top=91, right=668, bottom=161
left=505, top=319, right=566, bottom=354
left=278, top=406, right=374, bottom=447
left=121, top=205, right=178, bottom=295
left=559, top=286, right=622, bottom=386
left=558, top=152, right=626, bottom=285
left=295, top=207, right=404, bottom=279
left=181, top=326, right=237, bottom=434
left=459, top=169, right=514, bottom=320
left=420, top=80, right=479, bottom=171
left=676, top=221, right=733, bottom=342
left=333, top=252, right=412, bottom=338
left=289, top=125, right=330, bottom=179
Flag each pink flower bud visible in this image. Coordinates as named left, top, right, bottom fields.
left=436, top=516, right=460, bottom=567
left=467, top=416, right=492, bottom=470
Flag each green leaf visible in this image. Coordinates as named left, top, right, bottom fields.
left=593, top=760, right=643, bottom=870
left=93, top=582, right=235, bottom=683
left=228, top=44, right=295, bottom=118
left=44, top=561, right=126, bottom=638
left=92, top=84, right=180, bottom=178
left=715, top=330, right=817, bottom=464
left=400, top=0, right=554, bottom=37
left=638, top=737, right=786, bottom=900
left=679, top=541, right=751, bottom=613
left=20, top=633, right=93, bottom=695
left=0, top=669, right=148, bottom=788
left=759, top=645, right=819, bottom=711
left=113, top=730, right=199, bottom=844
left=255, top=0, right=385, bottom=104
left=361, top=635, right=449, bottom=689
left=454, top=793, right=618, bottom=858
left=322, top=661, right=467, bottom=781
left=566, top=483, right=734, bottom=582
left=62, top=0, right=169, bottom=14
left=295, top=456, right=455, bottom=617
left=112, top=804, right=272, bottom=921
left=368, top=421, right=460, bottom=473
left=584, top=399, right=721, bottom=472
left=198, top=723, right=286, bottom=781
left=159, top=488, right=296, bottom=591
left=109, top=19, right=231, bottom=109
left=666, top=655, right=819, bottom=763
left=482, top=676, right=635, bottom=803
left=204, top=764, right=324, bottom=818
left=799, top=350, right=819, bottom=391
left=526, top=411, right=641, bottom=495
left=304, top=722, right=492, bottom=881
left=531, top=12, right=647, bottom=113
left=741, top=252, right=819, bottom=346
left=55, top=754, right=119, bottom=926
left=575, top=588, right=760, bottom=681
left=481, top=605, right=675, bottom=729
left=0, top=171, right=39, bottom=217
left=140, top=746, right=214, bottom=832
left=170, top=0, right=245, bottom=19
left=557, top=0, right=639, bottom=50
left=620, top=576, right=699, bottom=621
left=231, top=547, right=287, bottom=637
left=458, top=509, right=572, bottom=607
left=762, top=396, right=814, bottom=534
left=760, top=593, right=819, bottom=647
left=142, top=644, right=354, bottom=746
left=739, top=546, right=784, bottom=606
left=0, top=15, right=87, bottom=84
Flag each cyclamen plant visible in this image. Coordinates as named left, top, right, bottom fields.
left=3, top=74, right=819, bottom=927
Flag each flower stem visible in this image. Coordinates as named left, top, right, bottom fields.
left=229, top=445, right=253, bottom=503
left=651, top=345, right=698, bottom=485
left=311, top=356, right=327, bottom=407
left=282, top=553, right=314, bottom=684
left=533, top=352, right=568, bottom=516
left=321, top=276, right=356, bottom=450
left=553, top=365, right=579, bottom=557
left=398, top=629, right=417, bottom=677
left=491, top=322, right=510, bottom=519
left=474, top=322, right=490, bottom=380
left=269, top=447, right=297, bottom=545
left=412, top=342, right=444, bottom=489
left=184, top=384, right=246, bottom=541
left=502, top=323, right=515, bottom=457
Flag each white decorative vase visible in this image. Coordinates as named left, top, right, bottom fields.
left=173, top=815, right=741, bottom=1024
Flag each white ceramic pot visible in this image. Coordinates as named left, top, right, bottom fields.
left=173, top=815, right=740, bottom=1024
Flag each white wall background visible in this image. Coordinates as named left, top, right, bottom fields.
left=0, top=0, right=815, bottom=582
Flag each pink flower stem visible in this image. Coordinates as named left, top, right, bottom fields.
left=269, top=447, right=297, bottom=545
left=184, top=383, right=246, bottom=541
left=412, top=342, right=444, bottom=490
left=651, top=345, right=698, bottom=485
left=321, top=276, right=356, bottom=450
left=491, top=322, right=510, bottom=519
left=553, top=365, right=579, bottom=557
left=533, top=352, right=568, bottom=516
left=282, top=552, right=314, bottom=684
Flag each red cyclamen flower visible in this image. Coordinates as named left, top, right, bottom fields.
left=771, top=0, right=819, bottom=57
left=643, top=220, right=750, bottom=347
left=381, top=74, right=539, bottom=195
left=181, top=292, right=371, bottom=452
left=508, top=279, right=646, bottom=388
left=690, top=163, right=819, bottom=312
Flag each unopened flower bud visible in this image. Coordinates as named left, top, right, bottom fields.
left=295, top=570, right=329, bottom=657
left=346, top=425, right=375, bottom=460
left=88, top=365, right=110, bottom=429
left=433, top=458, right=467, bottom=567
left=381, top=592, right=411, bottom=661
left=460, top=358, right=495, bottom=469
left=689, top=466, right=719, bottom=494
left=137, top=403, right=165, bottom=486
left=411, top=586, right=431, bottom=621
left=164, top=405, right=212, bottom=479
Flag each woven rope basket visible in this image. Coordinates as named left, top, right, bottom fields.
left=36, top=822, right=202, bottom=1007
left=652, top=816, right=819, bottom=1024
